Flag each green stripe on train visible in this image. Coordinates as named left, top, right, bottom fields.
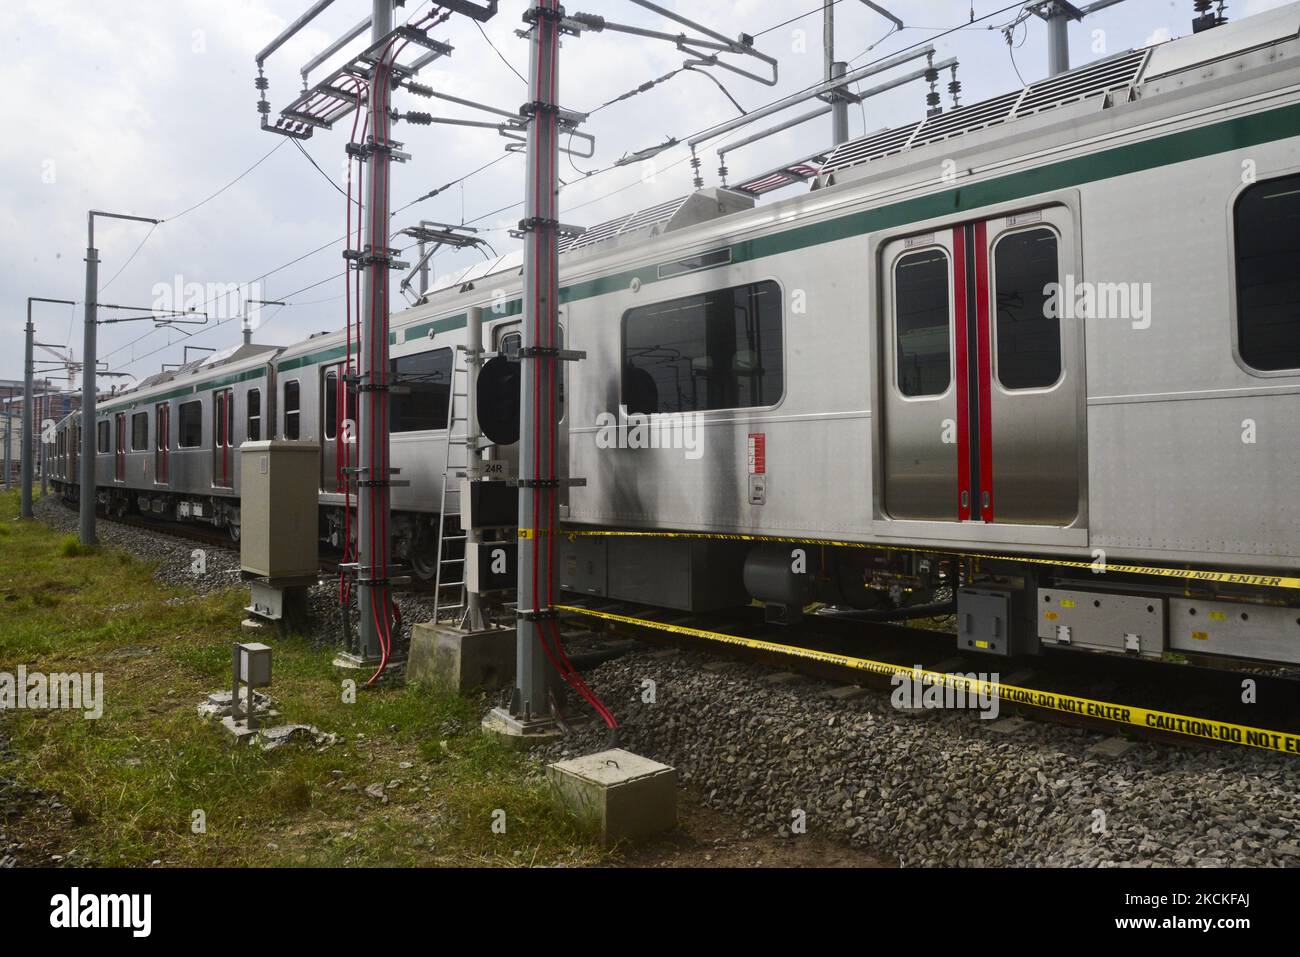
left=280, top=102, right=1300, bottom=373
left=97, top=365, right=267, bottom=416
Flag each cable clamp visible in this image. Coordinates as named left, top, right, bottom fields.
left=511, top=477, right=587, bottom=490
left=517, top=346, right=586, bottom=361
left=518, top=608, right=561, bottom=622
left=523, top=5, right=566, bottom=25
left=520, top=100, right=562, bottom=118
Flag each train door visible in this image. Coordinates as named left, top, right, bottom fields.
left=881, top=206, right=1081, bottom=526
left=491, top=325, right=524, bottom=478
left=113, top=413, right=126, bottom=482
left=155, top=403, right=169, bottom=485
left=213, top=389, right=234, bottom=488
left=321, top=363, right=355, bottom=492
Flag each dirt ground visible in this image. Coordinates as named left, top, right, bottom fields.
left=612, top=788, right=888, bottom=868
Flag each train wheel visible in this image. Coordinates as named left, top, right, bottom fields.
left=410, top=547, right=438, bottom=582
left=228, top=521, right=241, bottom=543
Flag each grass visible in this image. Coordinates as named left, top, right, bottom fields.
left=0, top=489, right=603, bottom=867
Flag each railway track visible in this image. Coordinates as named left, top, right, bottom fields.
left=557, top=598, right=1300, bottom=757
left=52, top=499, right=1300, bottom=756
left=63, top=499, right=356, bottom=577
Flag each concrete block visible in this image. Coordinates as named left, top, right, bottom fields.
left=984, top=716, right=1028, bottom=735
left=1087, top=736, right=1140, bottom=759
left=547, top=749, right=677, bottom=847
left=763, top=671, right=806, bottom=686
left=407, top=622, right=514, bottom=694
left=825, top=685, right=868, bottom=702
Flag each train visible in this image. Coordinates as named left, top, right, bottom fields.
left=52, top=5, right=1300, bottom=668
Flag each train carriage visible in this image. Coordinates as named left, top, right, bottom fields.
left=53, top=343, right=280, bottom=539
left=54, top=5, right=1300, bottom=667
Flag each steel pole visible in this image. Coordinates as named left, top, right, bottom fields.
left=831, top=61, right=850, bottom=146
left=510, top=0, right=561, bottom=724
left=79, top=221, right=99, bottom=545
left=21, top=306, right=34, bottom=517
left=3, top=401, right=11, bottom=491
left=39, top=391, right=48, bottom=497
left=464, top=305, right=484, bottom=632
left=356, top=0, right=394, bottom=664
left=1046, top=5, right=1070, bottom=76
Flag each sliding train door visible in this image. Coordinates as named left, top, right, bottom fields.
left=213, top=389, right=234, bottom=488
left=321, top=363, right=356, bottom=493
left=881, top=206, right=1081, bottom=527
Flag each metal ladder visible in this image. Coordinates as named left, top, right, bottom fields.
left=432, top=345, right=471, bottom=625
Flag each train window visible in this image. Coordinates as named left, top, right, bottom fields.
left=131, top=412, right=149, bottom=451
left=284, top=380, right=300, bottom=440
left=390, top=348, right=452, bottom=432
left=621, top=280, right=783, bottom=414
left=247, top=389, right=261, bottom=442
left=994, top=228, right=1061, bottom=390
left=1234, top=174, right=1300, bottom=372
left=894, top=249, right=952, bottom=397
left=178, top=400, right=203, bottom=448
left=495, top=329, right=565, bottom=418
left=155, top=402, right=169, bottom=485
left=96, top=420, right=109, bottom=453
left=323, top=371, right=337, bottom=441
left=213, top=390, right=233, bottom=448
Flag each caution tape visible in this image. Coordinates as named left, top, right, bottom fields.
left=556, top=604, right=1300, bottom=757
left=563, top=529, right=1300, bottom=592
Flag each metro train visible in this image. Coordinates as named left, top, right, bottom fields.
left=52, top=6, right=1300, bottom=668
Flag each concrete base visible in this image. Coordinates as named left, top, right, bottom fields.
left=197, top=688, right=277, bottom=722
left=547, top=748, right=677, bottom=847
left=481, top=707, right=563, bottom=750
left=407, top=622, right=514, bottom=694
left=332, top=651, right=404, bottom=676
left=220, top=715, right=266, bottom=743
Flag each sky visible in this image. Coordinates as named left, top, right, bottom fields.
left=1, top=0, right=1291, bottom=387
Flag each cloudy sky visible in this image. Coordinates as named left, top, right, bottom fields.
left=1, top=0, right=1290, bottom=387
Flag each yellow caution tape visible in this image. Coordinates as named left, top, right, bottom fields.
left=556, top=603, right=1300, bottom=757
left=564, top=529, right=1300, bottom=591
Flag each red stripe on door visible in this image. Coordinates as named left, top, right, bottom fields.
left=952, top=226, right=971, bottom=522
left=973, top=220, right=994, bottom=523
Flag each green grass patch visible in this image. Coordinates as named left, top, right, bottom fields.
left=0, top=489, right=602, bottom=867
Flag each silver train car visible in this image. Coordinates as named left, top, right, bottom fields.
left=51, top=343, right=279, bottom=537
left=54, top=7, right=1300, bottom=666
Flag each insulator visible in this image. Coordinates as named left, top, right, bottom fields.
left=718, top=163, right=729, bottom=186
left=403, top=111, right=433, bottom=125
left=405, top=81, right=433, bottom=98
left=927, top=90, right=941, bottom=108
left=924, top=67, right=939, bottom=85
left=254, top=75, right=269, bottom=91
left=257, top=99, right=270, bottom=116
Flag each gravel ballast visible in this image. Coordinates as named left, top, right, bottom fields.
left=536, top=648, right=1300, bottom=867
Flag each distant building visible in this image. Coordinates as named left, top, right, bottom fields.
left=0, top=379, right=79, bottom=484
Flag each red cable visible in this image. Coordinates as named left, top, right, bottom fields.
left=528, top=1, right=617, bottom=728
